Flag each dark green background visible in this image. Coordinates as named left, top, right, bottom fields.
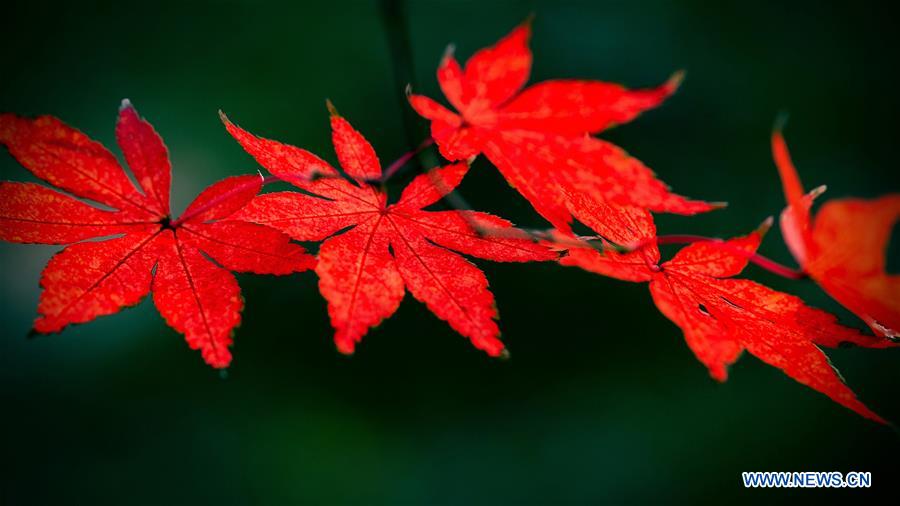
left=2, top=1, right=898, bottom=504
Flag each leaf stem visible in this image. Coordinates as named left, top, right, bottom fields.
left=382, top=137, right=435, bottom=182
left=633, top=234, right=807, bottom=280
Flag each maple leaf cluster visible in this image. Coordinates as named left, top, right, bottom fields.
left=1, top=20, right=897, bottom=423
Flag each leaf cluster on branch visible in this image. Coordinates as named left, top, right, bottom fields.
left=1, top=20, right=897, bottom=422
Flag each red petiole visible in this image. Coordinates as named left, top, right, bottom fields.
left=627, top=234, right=807, bottom=280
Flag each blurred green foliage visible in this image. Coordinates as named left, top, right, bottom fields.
left=1, top=1, right=898, bottom=504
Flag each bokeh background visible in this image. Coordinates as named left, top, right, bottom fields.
left=2, top=1, right=898, bottom=504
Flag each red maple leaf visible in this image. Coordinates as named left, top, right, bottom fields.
left=557, top=199, right=889, bottom=422
left=407, top=19, right=720, bottom=232
left=0, top=101, right=314, bottom=368
left=222, top=105, right=556, bottom=356
left=772, top=128, right=900, bottom=340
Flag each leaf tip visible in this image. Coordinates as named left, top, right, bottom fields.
left=757, top=216, right=774, bottom=236
left=666, top=70, right=686, bottom=92
left=523, top=12, right=536, bottom=29
left=441, top=43, right=456, bottom=63
left=498, top=348, right=511, bottom=360
left=858, top=405, right=890, bottom=425
left=218, top=109, right=231, bottom=125
left=709, top=366, right=729, bottom=383
left=335, top=336, right=356, bottom=356
left=325, top=99, right=340, bottom=118
left=810, top=184, right=827, bottom=199
left=773, top=111, right=790, bottom=134
left=404, top=83, right=413, bottom=97
left=118, top=98, right=133, bottom=112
